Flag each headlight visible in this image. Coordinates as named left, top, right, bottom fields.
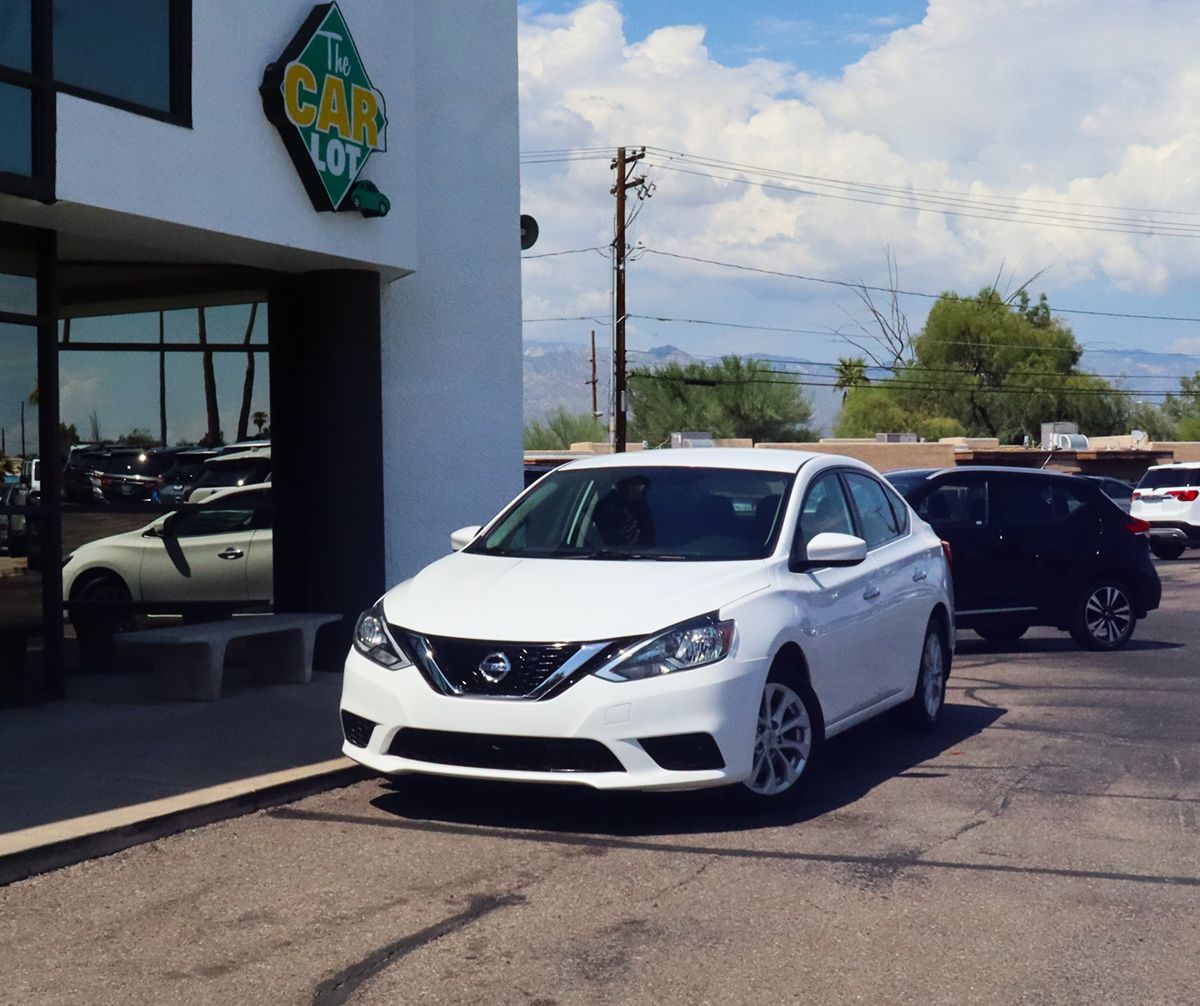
left=594, top=612, right=735, bottom=682
left=353, top=602, right=412, bottom=670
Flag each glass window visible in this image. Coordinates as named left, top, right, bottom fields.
left=916, top=479, right=989, bottom=528
left=0, top=81, right=32, bottom=176
left=844, top=471, right=903, bottom=549
left=998, top=479, right=1056, bottom=526
left=795, top=472, right=856, bottom=552
left=53, top=0, right=173, bottom=112
left=0, top=0, right=31, bottom=70
left=472, top=466, right=794, bottom=561
left=1, top=322, right=38, bottom=458
left=1138, top=467, right=1200, bottom=490
left=169, top=505, right=255, bottom=538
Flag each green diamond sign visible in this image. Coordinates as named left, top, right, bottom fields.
left=261, top=3, right=390, bottom=215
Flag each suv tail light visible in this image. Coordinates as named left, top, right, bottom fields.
left=1123, top=517, right=1151, bottom=536
left=1166, top=489, right=1199, bottom=502
left=1132, top=490, right=1142, bottom=500
left=940, top=539, right=953, bottom=567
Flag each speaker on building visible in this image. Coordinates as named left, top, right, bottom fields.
left=520, top=214, right=539, bottom=250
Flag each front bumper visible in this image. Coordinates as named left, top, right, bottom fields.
left=339, top=646, right=767, bottom=791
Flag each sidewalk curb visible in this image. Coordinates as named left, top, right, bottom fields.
left=0, top=759, right=370, bottom=887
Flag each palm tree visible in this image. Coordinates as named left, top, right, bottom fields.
left=251, top=411, right=268, bottom=435
left=198, top=306, right=222, bottom=446
left=235, top=302, right=259, bottom=442
left=834, top=357, right=871, bottom=403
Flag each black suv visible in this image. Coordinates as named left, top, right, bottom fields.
left=886, top=467, right=1161, bottom=650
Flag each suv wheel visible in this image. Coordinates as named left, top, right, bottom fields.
left=733, top=664, right=824, bottom=811
left=1069, top=578, right=1137, bottom=651
left=1150, top=541, right=1185, bottom=561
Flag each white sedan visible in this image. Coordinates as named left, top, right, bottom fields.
left=63, top=484, right=273, bottom=608
left=341, top=450, right=953, bottom=808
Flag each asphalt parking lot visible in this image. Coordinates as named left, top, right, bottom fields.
left=2, top=559, right=1198, bottom=1005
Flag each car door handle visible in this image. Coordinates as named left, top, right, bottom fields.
left=912, top=568, right=928, bottom=582
left=218, top=548, right=245, bottom=560
left=863, top=585, right=881, bottom=600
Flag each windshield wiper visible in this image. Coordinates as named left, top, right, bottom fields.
left=571, top=549, right=688, bottom=561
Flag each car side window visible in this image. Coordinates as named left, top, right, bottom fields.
left=916, top=478, right=989, bottom=528
left=843, top=471, right=903, bottom=549
left=794, top=472, right=856, bottom=554
left=998, top=479, right=1057, bottom=526
left=170, top=508, right=255, bottom=538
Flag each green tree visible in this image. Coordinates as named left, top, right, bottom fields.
left=117, top=428, right=157, bottom=447
left=1163, top=371, right=1200, bottom=433
left=886, top=287, right=1131, bottom=442
left=627, top=356, right=816, bottom=445
left=524, top=407, right=607, bottom=450
left=58, top=422, right=81, bottom=463
left=833, top=357, right=870, bottom=403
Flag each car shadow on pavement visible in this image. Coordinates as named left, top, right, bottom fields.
left=955, top=636, right=1185, bottom=656
left=367, top=702, right=1004, bottom=838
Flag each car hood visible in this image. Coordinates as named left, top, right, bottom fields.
left=381, top=552, right=772, bottom=641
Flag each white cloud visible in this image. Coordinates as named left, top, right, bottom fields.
left=519, top=1, right=1200, bottom=358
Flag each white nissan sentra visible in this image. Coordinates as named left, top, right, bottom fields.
left=341, top=450, right=953, bottom=808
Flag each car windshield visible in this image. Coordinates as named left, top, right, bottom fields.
left=163, top=457, right=213, bottom=482
left=1139, top=468, right=1200, bottom=489
left=468, top=465, right=794, bottom=561
left=194, top=460, right=270, bottom=489
left=884, top=471, right=933, bottom=499
left=101, top=451, right=173, bottom=477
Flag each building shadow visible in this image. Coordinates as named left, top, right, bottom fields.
left=955, top=636, right=1185, bottom=656
left=368, top=702, right=1004, bottom=839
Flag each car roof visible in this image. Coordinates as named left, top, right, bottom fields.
left=1146, top=461, right=1200, bottom=470
left=557, top=448, right=828, bottom=475
left=906, top=465, right=1088, bottom=480
left=197, top=482, right=272, bottom=505
left=206, top=448, right=271, bottom=464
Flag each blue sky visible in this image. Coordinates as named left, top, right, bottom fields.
left=518, top=0, right=1200, bottom=403
left=526, top=0, right=929, bottom=76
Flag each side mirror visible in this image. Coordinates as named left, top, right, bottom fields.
left=791, top=532, right=868, bottom=572
left=450, top=525, right=483, bottom=552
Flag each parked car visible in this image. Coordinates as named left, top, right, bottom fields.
left=1083, top=475, right=1136, bottom=514
left=3, top=485, right=33, bottom=558
left=156, top=448, right=222, bottom=506
left=0, top=484, right=15, bottom=553
left=20, top=458, right=40, bottom=494
left=886, top=467, right=1160, bottom=650
left=94, top=448, right=181, bottom=504
left=1131, top=462, right=1200, bottom=560
left=340, top=450, right=954, bottom=808
left=187, top=449, right=271, bottom=503
left=62, top=447, right=108, bottom=504
left=62, top=484, right=274, bottom=609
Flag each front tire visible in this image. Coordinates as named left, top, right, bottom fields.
left=905, top=619, right=949, bottom=731
left=734, top=665, right=824, bottom=811
left=1069, top=578, right=1136, bottom=650
left=1150, top=541, right=1185, bottom=560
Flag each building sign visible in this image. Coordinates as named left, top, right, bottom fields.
left=261, top=3, right=389, bottom=216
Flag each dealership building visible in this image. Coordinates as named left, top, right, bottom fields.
left=0, top=1, right=523, bottom=696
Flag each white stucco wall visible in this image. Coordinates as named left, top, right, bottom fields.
left=52, top=0, right=417, bottom=276
left=381, top=0, right=524, bottom=583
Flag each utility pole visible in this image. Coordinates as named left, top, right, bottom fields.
left=611, top=146, right=646, bottom=452
left=587, top=330, right=600, bottom=420
left=20, top=400, right=25, bottom=457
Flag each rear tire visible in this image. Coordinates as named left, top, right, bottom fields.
left=973, top=621, right=1029, bottom=644
left=732, top=663, right=824, bottom=812
left=905, top=619, right=949, bottom=731
left=69, top=573, right=135, bottom=660
left=1069, top=577, right=1137, bottom=651
left=1150, top=541, right=1185, bottom=560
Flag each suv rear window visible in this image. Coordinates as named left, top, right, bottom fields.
left=1138, top=467, right=1200, bottom=489
left=193, top=460, right=271, bottom=490
left=101, top=452, right=174, bottom=477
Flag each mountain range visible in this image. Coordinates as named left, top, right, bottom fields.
left=523, top=339, right=1200, bottom=436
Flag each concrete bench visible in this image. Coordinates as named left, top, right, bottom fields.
left=117, top=613, right=342, bottom=701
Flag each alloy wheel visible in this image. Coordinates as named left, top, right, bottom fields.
left=1085, top=585, right=1132, bottom=645
left=746, top=682, right=812, bottom=796
left=921, top=631, right=946, bottom=719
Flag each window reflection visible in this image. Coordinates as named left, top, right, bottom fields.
left=53, top=0, right=172, bottom=112
left=0, top=1, right=31, bottom=71
left=0, top=81, right=32, bottom=176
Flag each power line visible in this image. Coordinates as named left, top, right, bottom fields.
left=646, top=161, right=1200, bottom=239
left=643, top=146, right=1200, bottom=219
left=521, top=246, right=609, bottom=260
left=639, top=248, right=1200, bottom=323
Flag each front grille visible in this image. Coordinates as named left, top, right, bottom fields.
left=388, top=728, right=625, bottom=773
left=638, top=733, right=726, bottom=771
left=341, top=710, right=377, bottom=748
left=393, top=626, right=603, bottom=699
